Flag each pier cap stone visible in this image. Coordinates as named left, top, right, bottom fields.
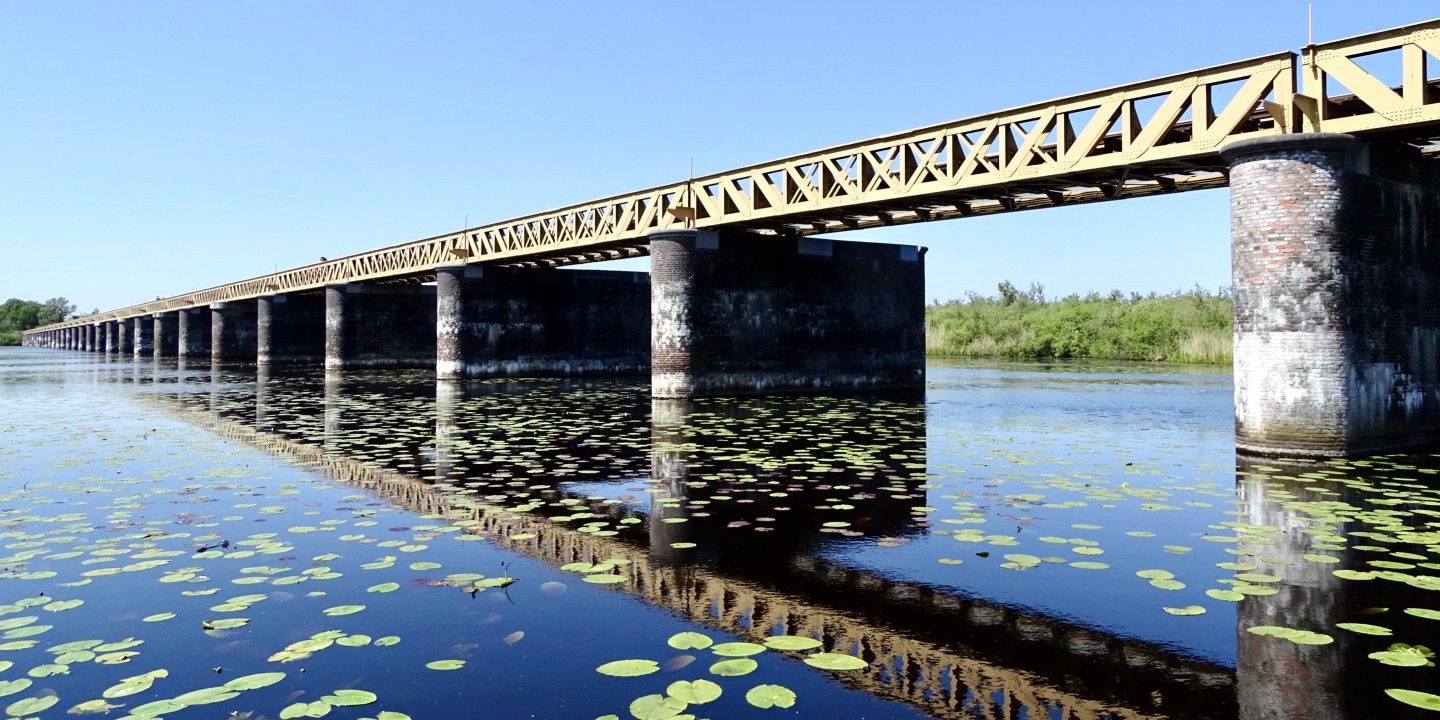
left=1218, top=132, right=1355, bottom=164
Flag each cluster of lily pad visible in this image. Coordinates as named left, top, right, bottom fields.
left=592, top=630, right=869, bottom=718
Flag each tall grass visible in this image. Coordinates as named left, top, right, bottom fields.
left=926, top=281, right=1232, bottom=364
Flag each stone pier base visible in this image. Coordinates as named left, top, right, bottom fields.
left=153, top=312, right=179, bottom=357
left=211, top=301, right=258, bottom=362
left=1222, top=133, right=1440, bottom=456
left=178, top=308, right=212, bottom=358
left=435, top=265, right=649, bottom=379
left=648, top=229, right=925, bottom=398
left=325, top=283, right=436, bottom=370
left=258, top=293, right=325, bottom=365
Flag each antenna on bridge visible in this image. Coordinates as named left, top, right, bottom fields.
left=1308, top=3, right=1313, bottom=46
left=667, top=156, right=698, bottom=228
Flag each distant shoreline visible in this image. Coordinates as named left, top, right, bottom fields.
left=925, top=283, right=1232, bottom=365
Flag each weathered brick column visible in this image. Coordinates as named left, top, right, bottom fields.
left=435, top=264, right=648, bottom=380
left=257, top=293, right=325, bottom=366
left=132, top=316, right=153, bottom=357
left=648, top=228, right=925, bottom=399
left=177, top=307, right=212, bottom=358
left=1222, top=133, right=1440, bottom=456
left=115, top=319, right=132, bottom=356
left=326, top=283, right=436, bottom=370
left=649, top=231, right=697, bottom=398
left=153, top=312, right=179, bottom=357
left=102, top=321, right=115, bottom=353
left=211, top=301, right=258, bottom=362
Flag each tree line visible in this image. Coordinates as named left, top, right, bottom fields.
left=925, top=282, right=1233, bottom=364
left=0, top=298, right=79, bottom=346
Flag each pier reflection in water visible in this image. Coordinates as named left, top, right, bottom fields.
left=144, top=362, right=1238, bottom=719
left=20, top=353, right=1440, bottom=719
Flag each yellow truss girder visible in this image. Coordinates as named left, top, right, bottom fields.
left=27, top=18, right=1440, bottom=336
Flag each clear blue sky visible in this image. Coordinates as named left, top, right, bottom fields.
left=3, top=2, right=1436, bottom=314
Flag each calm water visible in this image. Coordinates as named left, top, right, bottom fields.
left=2, top=348, right=1439, bottom=719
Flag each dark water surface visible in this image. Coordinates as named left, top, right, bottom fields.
left=2, top=349, right=1440, bottom=719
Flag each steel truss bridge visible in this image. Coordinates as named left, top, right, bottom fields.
left=30, top=18, right=1440, bottom=338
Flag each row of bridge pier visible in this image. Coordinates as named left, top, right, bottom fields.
left=29, top=229, right=926, bottom=397
left=22, top=133, right=1440, bottom=457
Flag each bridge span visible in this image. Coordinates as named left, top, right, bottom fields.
left=25, top=18, right=1440, bottom=456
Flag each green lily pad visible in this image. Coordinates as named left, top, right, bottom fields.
left=323, top=605, right=365, bottom=616
left=745, top=684, right=797, bottom=709
left=709, top=658, right=758, bottom=676
left=322, top=689, right=377, bottom=706
left=1371, top=651, right=1432, bottom=667
left=174, top=686, right=241, bottom=705
left=711, top=642, right=765, bottom=657
left=425, top=659, right=465, bottom=670
left=1206, top=589, right=1245, bottom=602
left=665, top=679, right=722, bottom=704
left=1163, top=605, right=1207, bottom=616
left=129, top=698, right=186, bottom=716
left=1405, top=608, right=1440, bottom=621
left=666, top=632, right=712, bottom=650
left=1336, top=622, right=1392, bottom=636
left=223, top=672, right=286, bottom=691
left=804, top=652, right=868, bottom=670
left=367, top=582, right=400, bottom=593
left=0, top=679, right=32, bottom=698
left=374, top=636, right=401, bottom=646
left=582, top=574, right=627, bottom=585
left=67, top=698, right=123, bottom=714
left=762, top=635, right=822, bottom=651
left=6, top=694, right=59, bottom=717
left=628, top=693, right=687, bottom=720
left=1386, top=688, right=1440, bottom=710
left=595, top=659, right=659, bottom=677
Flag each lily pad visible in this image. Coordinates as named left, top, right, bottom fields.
left=762, top=635, right=822, bottom=651
left=666, top=632, right=712, bottom=650
left=745, top=684, right=797, bottom=709
left=665, top=679, right=722, bottom=704
left=710, top=642, right=765, bottom=657
left=425, top=659, right=465, bottom=670
left=323, top=605, right=365, bottom=616
left=223, top=672, right=286, bottom=691
left=709, top=658, right=758, bottom=676
left=1336, top=622, right=1392, bottom=636
left=1162, top=605, right=1207, bottom=616
left=322, top=689, right=378, bottom=706
left=804, top=652, right=868, bottom=670
left=1386, top=688, right=1440, bottom=710
left=628, top=693, right=687, bottom=720
left=596, top=659, right=659, bottom=677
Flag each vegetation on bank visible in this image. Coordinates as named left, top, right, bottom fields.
left=925, top=281, right=1233, bottom=364
left=0, top=297, right=77, bottom=346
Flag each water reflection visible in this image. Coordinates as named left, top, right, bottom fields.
left=23, top=354, right=1435, bottom=719
left=1235, top=456, right=1440, bottom=720
left=145, top=363, right=1236, bottom=719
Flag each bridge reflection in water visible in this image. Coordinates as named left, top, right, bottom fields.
left=107, top=358, right=1430, bottom=720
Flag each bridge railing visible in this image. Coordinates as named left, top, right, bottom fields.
left=1300, top=18, right=1440, bottom=134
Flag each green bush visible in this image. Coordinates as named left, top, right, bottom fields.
left=926, top=283, right=1232, bottom=364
